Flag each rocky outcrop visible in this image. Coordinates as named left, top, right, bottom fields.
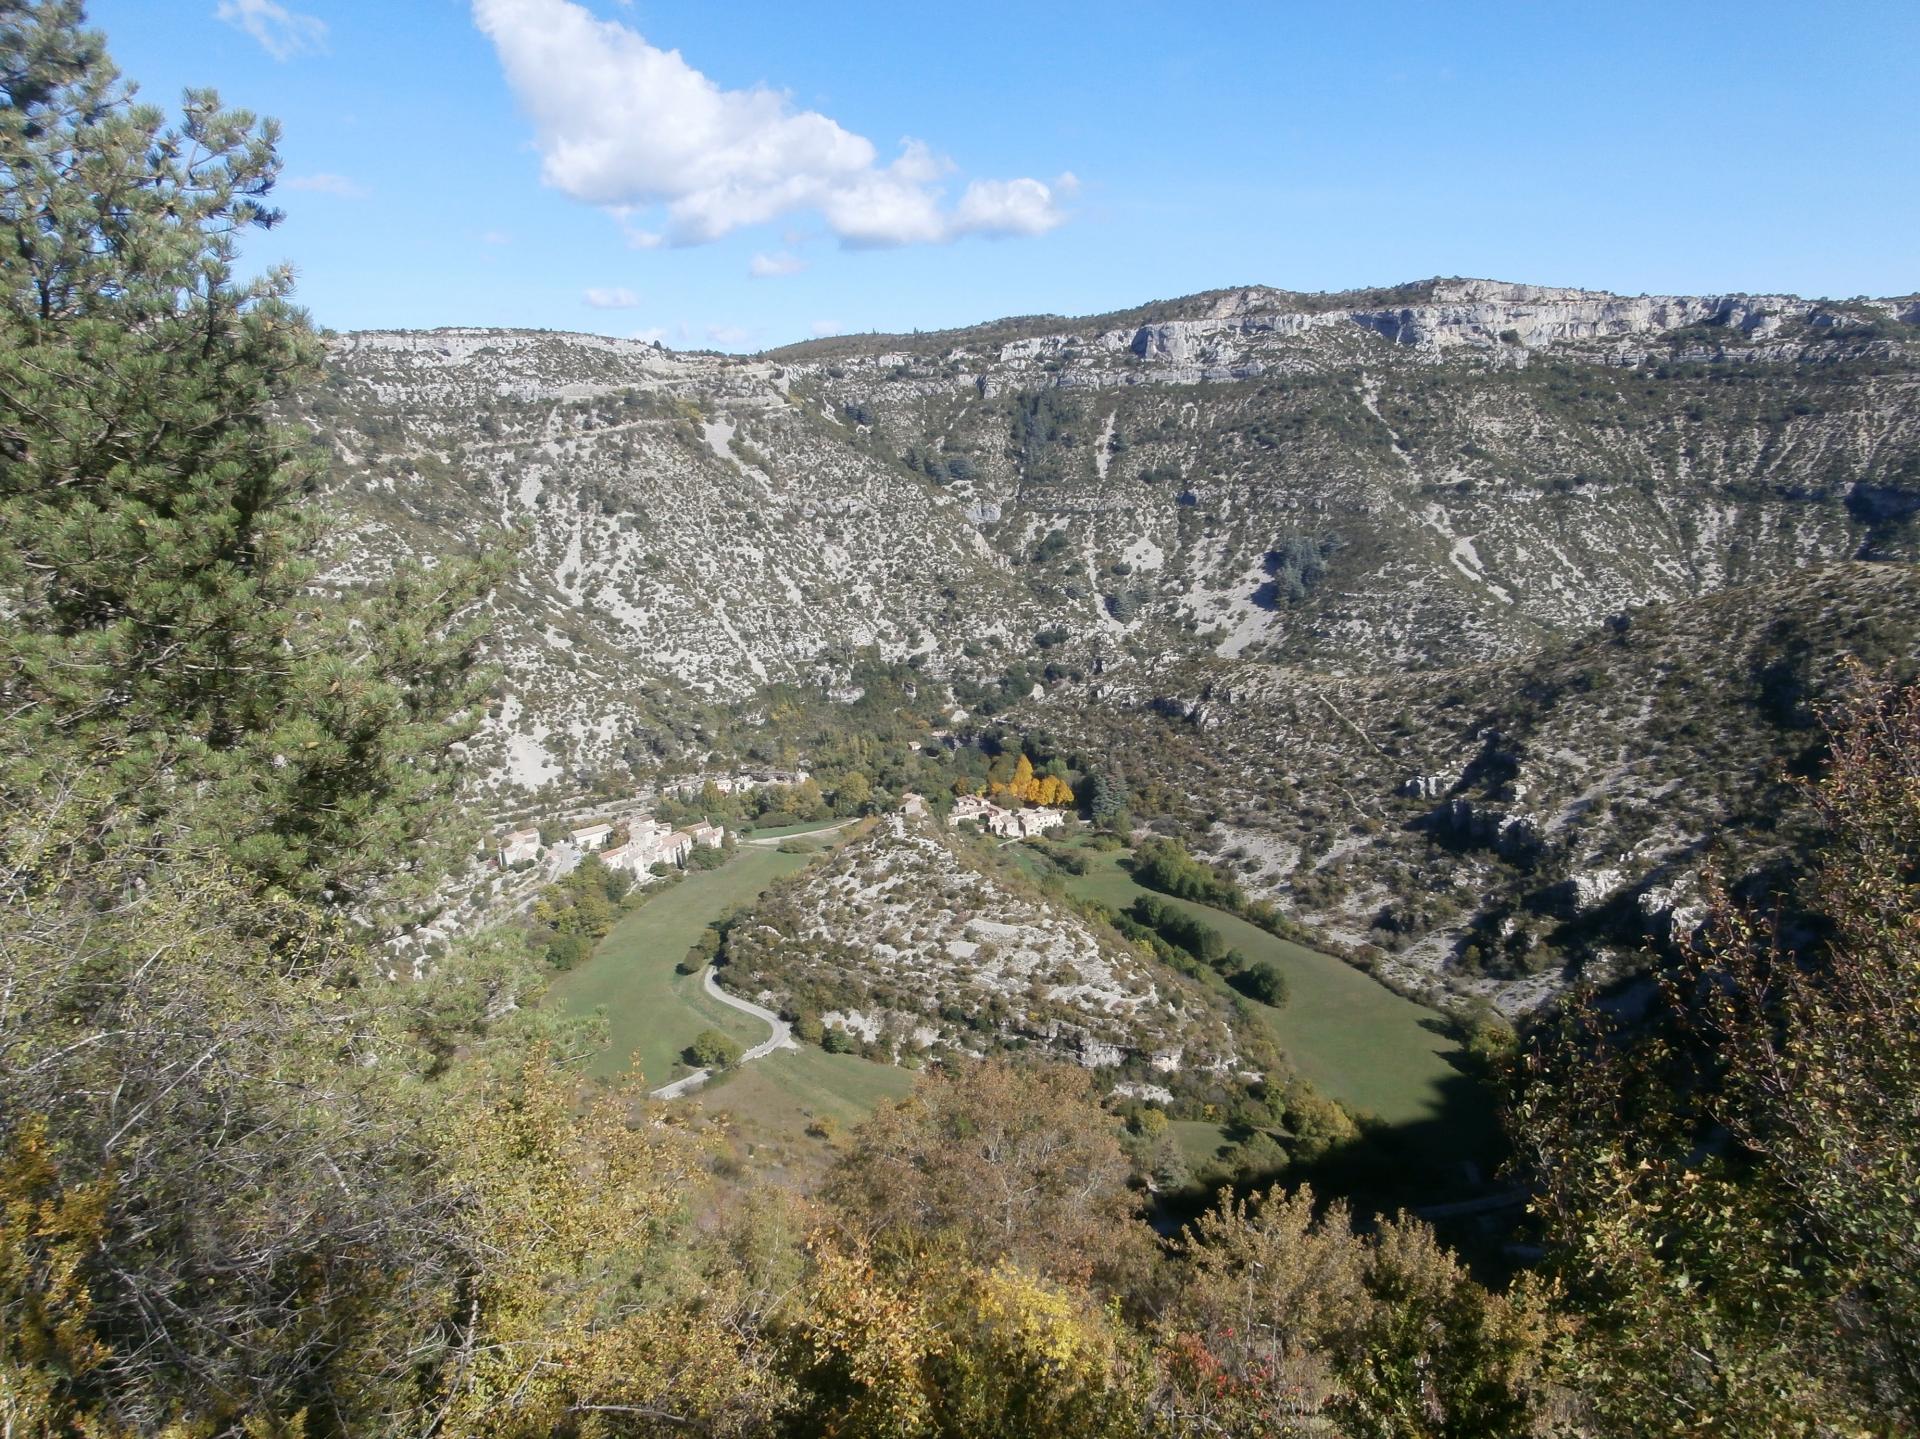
left=1442, top=797, right=1544, bottom=862
left=720, top=816, right=1241, bottom=1077
left=317, top=277, right=1920, bottom=793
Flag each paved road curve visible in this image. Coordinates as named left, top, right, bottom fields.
left=648, top=968, right=797, bottom=1100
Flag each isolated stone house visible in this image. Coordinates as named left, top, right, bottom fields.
left=946, top=795, right=1066, bottom=840
left=497, top=827, right=540, bottom=866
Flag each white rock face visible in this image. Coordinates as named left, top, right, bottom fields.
left=314, top=279, right=1916, bottom=796
left=1569, top=867, right=1627, bottom=913
left=723, top=814, right=1239, bottom=1072
left=1098, top=279, right=1874, bottom=371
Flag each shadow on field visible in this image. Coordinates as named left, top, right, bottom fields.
left=1153, top=1064, right=1517, bottom=1268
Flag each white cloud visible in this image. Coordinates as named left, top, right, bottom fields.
left=215, top=0, right=328, bottom=60
left=583, top=286, right=642, bottom=309
left=480, top=229, right=513, bottom=245
left=706, top=324, right=750, bottom=347
left=949, top=177, right=1069, bottom=239
left=608, top=208, right=664, bottom=249
left=286, top=172, right=366, bottom=199
left=809, top=320, right=842, bottom=338
left=471, top=0, right=1070, bottom=248
left=749, top=250, right=807, bottom=278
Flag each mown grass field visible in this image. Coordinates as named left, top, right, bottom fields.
left=1170, top=1118, right=1235, bottom=1171
left=542, top=848, right=813, bottom=1084
left=693, top=1046, right=916, bottom=1136
left=1027, top=845, right=1491, bottom=1148
left=737, top=817, right=853, bottom=839
left=543, top=838, right=918, bottom=1135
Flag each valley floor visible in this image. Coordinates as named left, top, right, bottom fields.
left=541, top=832, right=920, bottom=1136
left=1029, top=846, right=1499, bottom=1158
left=542, top=847, right=815, bottom=1085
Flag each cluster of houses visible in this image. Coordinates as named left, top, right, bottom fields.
left=494, top=811, right=727, bottom=876
left=595, top=816, right=725, bottom=876
left=946, top=794, right=1067, bottom=840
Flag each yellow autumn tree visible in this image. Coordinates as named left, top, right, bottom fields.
left=434, top=1056, right=777, bottom=1438
left=988, top=756, right=1074, bottom=808
left=988, top=755, right=1035, bottom=803
left=1033, top=774, right=1075, bottom=807
left=784, top=1242, right=1150, bottom=1439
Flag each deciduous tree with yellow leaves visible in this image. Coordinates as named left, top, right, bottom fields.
left=989, top=754, right=1075, bottom=808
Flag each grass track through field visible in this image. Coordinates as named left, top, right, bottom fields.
left=692, top=1046, right=916, bottom=1134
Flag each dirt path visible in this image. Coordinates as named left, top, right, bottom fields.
left=736, top=819, right=860, bottom=848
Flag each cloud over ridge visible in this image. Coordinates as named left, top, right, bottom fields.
left=471, top=0, right=1070, bottom=248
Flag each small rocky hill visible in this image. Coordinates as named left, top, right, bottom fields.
left=718, top=815, right=1243, bottom=1081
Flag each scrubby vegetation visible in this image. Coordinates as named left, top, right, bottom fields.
left=4, top=9, right=1918, bottom=1436
left=720, top=816, right=1248, bottom=1084
left=527, top=853, right=632, bottom=968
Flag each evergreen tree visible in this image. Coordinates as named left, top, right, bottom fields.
left=0, top=0, right=497, bottom=907
left=1089, top=770, right=1129, bottom=826
left=0, top=5, right=504, bottom=1426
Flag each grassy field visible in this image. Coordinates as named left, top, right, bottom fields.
left=1170, top=1118, right=1235, bottom=1171
left=737, top=817, right=853, bottom=839
left=543, top=849, right=813, bottom=1084
left=1023, top=846, right=1493, bottom=1151
left=693, top=1046, right=916, bottom=1136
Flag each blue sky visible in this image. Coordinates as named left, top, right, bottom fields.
left=92, top=1, right=1919, bottom=349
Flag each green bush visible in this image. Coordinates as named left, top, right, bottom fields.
left=686, top=1029, right=742, bottom=1069
left=1231, top=960, right=1291, bottom=1007
left=1132, top=838, right=1243, bottom=908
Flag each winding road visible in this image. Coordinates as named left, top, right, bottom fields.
left=647, top=969, right=797, bottom=1100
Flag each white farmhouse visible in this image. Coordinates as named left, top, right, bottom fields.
left=569, top=822, right=614, bottom=851
left=630, top=817, right=693, bottom=869
left=948, top=795, right=997, bottom=828
left=1005, top=807, right=1066, bottom=839
left=497, top=828, right=540, bottom=867
left=947, top=795, right=1067, bottom=840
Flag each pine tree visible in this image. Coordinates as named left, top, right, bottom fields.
left=0, top=0, right=498, bottom=907
left=1089, top=771, right=1129, bottom=826
left=0, top=6, right=504, bottom=1426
